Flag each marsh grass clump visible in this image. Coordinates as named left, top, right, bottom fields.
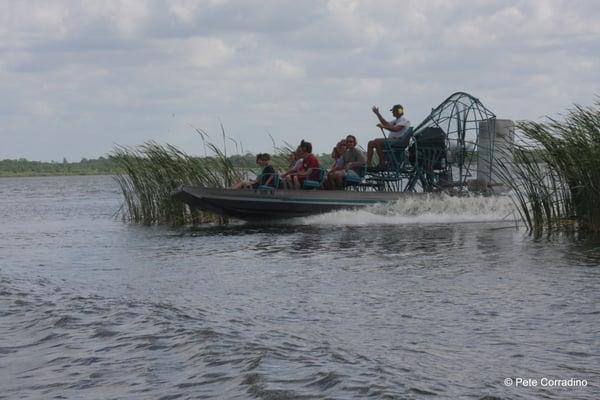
left=111, top=141, right=240, bottom=225
left=111, top=137, right=296, bottom=225
left=497, top=100, right=600, bottom=235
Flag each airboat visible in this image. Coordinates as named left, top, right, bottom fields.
left=173, top=92, right=513, bottom=220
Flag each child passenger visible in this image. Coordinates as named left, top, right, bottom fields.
left=231, top=153, right=276, bottom=189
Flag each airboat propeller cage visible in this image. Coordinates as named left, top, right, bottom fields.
left=412, top=91, right=514, bottom=192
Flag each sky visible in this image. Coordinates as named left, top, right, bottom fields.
left=1, top=0, right=599, bottom=161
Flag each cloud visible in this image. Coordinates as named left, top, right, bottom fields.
left=1, top=0, right=599, bottom=161
left=80, top=0, right=152, bottom=36
left=157, top=36, right=236, bottom=68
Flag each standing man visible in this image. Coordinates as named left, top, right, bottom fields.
left=367, top=104, right=411, bottom=170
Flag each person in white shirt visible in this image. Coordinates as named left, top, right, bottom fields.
left=367, top=104, right=411, bottom=170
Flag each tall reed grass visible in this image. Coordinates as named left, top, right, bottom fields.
left=111, top=137, right=294, bottom=225
left=497, top=100, right=600, bottom=235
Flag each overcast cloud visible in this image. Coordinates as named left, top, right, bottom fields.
left=1, top=0, right=599, bottom=161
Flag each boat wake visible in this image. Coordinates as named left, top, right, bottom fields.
left=296, top=194, right=517, bottom=226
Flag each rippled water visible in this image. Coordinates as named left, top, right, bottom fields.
left=1, top=175, right=599, bottom=400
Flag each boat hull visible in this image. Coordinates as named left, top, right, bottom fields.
left=173, top=186, right=419, bottom=220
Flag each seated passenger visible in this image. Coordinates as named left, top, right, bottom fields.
left=367, top=104, right=411, bottom=170
left=280, top=148, right=303, bottom=189
left=231, top=153, right=275, bottom=189
left=255, top=153, right=276, bottom=188
left=329, top=134, right=366, bottom=190
left=325, top=140, right=347, bottom=189
left=293, top=140, right=320, bottom=190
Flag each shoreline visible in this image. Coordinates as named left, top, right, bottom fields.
left=0, top=172, right=118, bottom=178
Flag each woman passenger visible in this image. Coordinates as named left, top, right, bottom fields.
left=325, top=140, right=347, bottom=189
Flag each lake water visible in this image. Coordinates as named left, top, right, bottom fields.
left=0, top=175, right=598, bottom=400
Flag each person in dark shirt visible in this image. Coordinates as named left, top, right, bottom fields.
left=231, top=153, right=276, bottom=189
left=293, top=140, right=320, bottom=189
left=254, top=153, right=276, bottom=188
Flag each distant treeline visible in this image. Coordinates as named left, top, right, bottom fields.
left=0, top=152, right=334, bottom=177
left=0, top=157, right=119, bottom=177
